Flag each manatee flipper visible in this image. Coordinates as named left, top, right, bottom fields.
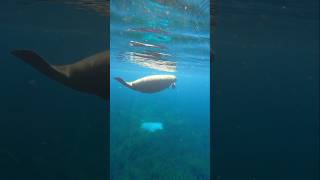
left=11, top=50, right=68, bottom=84
left=171, top=82, right=176, bottom=89
left=114, top=77, right=131, bottom=88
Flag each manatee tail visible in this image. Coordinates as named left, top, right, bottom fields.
left=11, top=50, right=68, bottom=84
left=114, top=77, right=131, bottom=88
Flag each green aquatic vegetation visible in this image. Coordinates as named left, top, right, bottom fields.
left=111, top=108, right=209, bottom=180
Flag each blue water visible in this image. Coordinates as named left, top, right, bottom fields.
left=213, top=0, right=319, bottom=180
left=0, top=0, right=318, bottom=180
left=0, top=1, right=107, bottom=180
left=110, top=0, right=210, bottom=179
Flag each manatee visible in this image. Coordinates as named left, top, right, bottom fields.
left=114, top=75, right=176, bottom=93
left=11, top=50, right=109, bottom=100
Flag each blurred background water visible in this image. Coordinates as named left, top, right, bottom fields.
left=110, top=0, right=210, bottom=179
left=0, top=1, right=107, bottom=179
left=213, top=0, right=319, bottom=180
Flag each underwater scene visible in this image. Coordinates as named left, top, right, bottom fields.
left=213, top=0, right=319, bottom=180
left=0, top=1, right=107, bottom=179
left=110, top=0, right=210, bottom=179
left=0, top=0, right=318, bottom=180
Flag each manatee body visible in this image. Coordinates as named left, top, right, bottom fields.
left=115, top=75, right=176, bottom=93
left=11, top=50, right=109, bottom=100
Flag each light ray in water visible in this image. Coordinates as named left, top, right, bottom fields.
left=129, top=41, right=167, bottom=49
left=127, top=27, right=168, bottom=34
left=121, top=51, right=176, bottom=72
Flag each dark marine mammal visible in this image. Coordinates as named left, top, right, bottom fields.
left=11, top=50, right=109, bottom=100
left=115, top=75, right=176, bottom=93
